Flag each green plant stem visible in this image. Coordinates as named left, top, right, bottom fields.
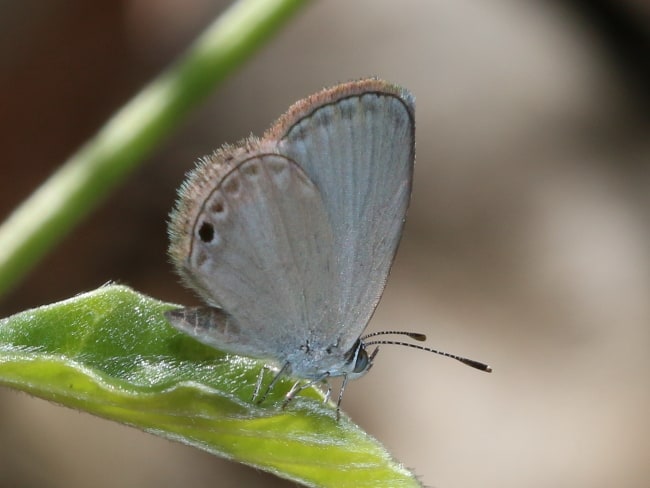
left=0, top=0, right=308, bottom=298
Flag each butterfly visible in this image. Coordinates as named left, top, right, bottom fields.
left=165, top=78, right=490, bottom=418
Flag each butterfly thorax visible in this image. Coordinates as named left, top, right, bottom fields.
left=284, top=337, right=371, bottom=381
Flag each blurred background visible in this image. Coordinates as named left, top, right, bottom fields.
left=0, top=1, right=648, bottom=487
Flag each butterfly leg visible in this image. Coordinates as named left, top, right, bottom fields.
left=333, top=348, right=379, bottom=419
left=252, top=366, right=269, bottom=402
left=322, top=379, right=332, bottom=403
left=255, top=361, right=290, bottom=405
left=281, top=380, right=303, bottom=409
left=281, top=372, right=331, bottom=409
left=335, top=374, right=352, bottom=421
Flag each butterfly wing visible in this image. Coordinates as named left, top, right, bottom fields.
left=167, top=79, right=415, bottom=371
left=168, top=147, right=338, bottom=361
left=267, top=79, right=415, bottom=352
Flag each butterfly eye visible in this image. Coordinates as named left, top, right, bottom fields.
left=353, top=348, right=370, bottom=374
left=344, top=339, right=371, bottom=375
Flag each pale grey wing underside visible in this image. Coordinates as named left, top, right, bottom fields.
left=173, top=154, right=337, bottom=358
left=275, top=91, right=415, bottom=351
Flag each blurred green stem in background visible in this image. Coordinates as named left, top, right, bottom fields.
left=0, top=0, right=308, bottom=299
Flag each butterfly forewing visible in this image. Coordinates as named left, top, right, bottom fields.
left=271, top=81, right=415, bottom=351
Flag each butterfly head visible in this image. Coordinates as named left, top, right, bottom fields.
left=342, top=338, right=378, bottom=380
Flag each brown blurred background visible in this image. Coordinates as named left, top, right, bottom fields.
left=1, top=1, right=649, bottom=487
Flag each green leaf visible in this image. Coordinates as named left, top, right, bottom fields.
left=0, top=285, right=421, bottom=487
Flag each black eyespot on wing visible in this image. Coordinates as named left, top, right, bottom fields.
left=198, top=222, right=214, bottom=242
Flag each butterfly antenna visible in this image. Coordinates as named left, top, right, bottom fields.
left=362, top=330, right=427, bottom=342
left=363, top=332, right=492, bottom=373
